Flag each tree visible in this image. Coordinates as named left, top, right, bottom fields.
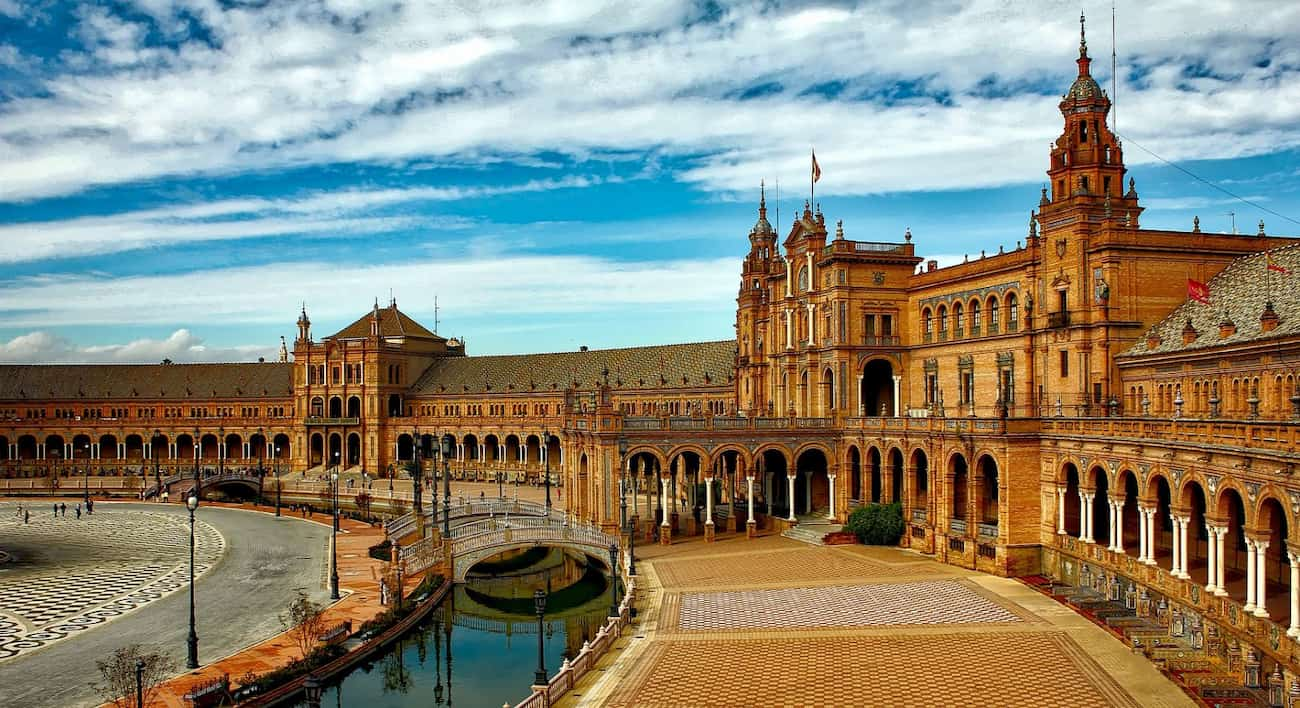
left=279, top=592, right=327, bottom=659
left=844, top=502, right=905, bottom=545
left=92, top=644, right=177, bottom=708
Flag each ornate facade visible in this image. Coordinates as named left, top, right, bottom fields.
left=3, top=15, right=1300, bottom=688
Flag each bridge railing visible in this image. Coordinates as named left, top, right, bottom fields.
left=398, top=534, right=444, bottom=576
left=451, top=519, right=616, bottom=557
left=515, top=548, right=636, bottom=708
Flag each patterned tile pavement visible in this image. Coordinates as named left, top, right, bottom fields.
left=676, top=580, right=1023, bottom=631
left=602, top=632, right=1140, bottom=708
left=652, top=545, right=935, bottom=590
left=0, top=503, right=224, bottom=660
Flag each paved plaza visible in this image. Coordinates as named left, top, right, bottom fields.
left=567, top=534, right=1196, bottom=708
left=0, top=503, right=223, bottom=660
left=0, top=502, right=330, bottom=708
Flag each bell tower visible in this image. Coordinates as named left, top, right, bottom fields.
left=1040, top=13, right=1141, bottom=226
left=736, top=182, right=776, bottom=415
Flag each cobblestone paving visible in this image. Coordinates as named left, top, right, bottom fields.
left=677, top=580, right=1023, bottom=631
left=603, top=632, right=1139, bottom=708
left=652, top=546, right=933, bottom=589
left=0, top=503, right=224, bottom=660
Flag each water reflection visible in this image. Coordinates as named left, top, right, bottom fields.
left=307, top=548, right=612, bottom=708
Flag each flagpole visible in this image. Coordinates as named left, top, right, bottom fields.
left=810, top=149, right=815, bottom=209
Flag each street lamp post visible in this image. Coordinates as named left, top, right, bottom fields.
left=330, top=469, right=340, bottom=600
left=332, top=451, right=340, bottom=532
left=618, top=439, right=635, bottom=577
left=542, top=429, right=552, bottom=510
left=192, top=428, right=200, bottom=503
left=135, top=658, right=145, bottom=708
left=609, top=543, right=620, bottom=617
left=152, top=429, right=162, bottom=501
left=274, top=446, right=282, bottom=517
left=533, top=590, right=547, bottom=686
left=186, top=493, right=199, bottom=669
left=412, top=430, right=423, bottom=516
left=440, top=434, right=454, bottom=539
left=256, top=427, right=265, bottom=507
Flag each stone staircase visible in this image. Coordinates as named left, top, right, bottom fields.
left=781, top=510, right=842, bottom=546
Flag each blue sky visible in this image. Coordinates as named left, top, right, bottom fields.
left=1, top=0, right=1299, bottom=363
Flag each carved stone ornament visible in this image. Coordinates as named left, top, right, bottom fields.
left=1171, top=468, right=1183, bottom=487
left=1107, top=459, right=1118, bottom=473
left=873, top=271, right=886, bottom=286
left=1287, top=491, right=1300, bottom=515
left=1244, top=482, right=1260, bottom=503
left=1056, top=239, right=1067, bottom=257
left=1206, top=474, right=1220, bottom=494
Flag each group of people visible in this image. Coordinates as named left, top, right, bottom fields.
left=11, top=498, right=93, bottom=523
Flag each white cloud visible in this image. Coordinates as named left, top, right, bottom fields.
left=1, top=1, right=1299, bottom=200
left=0, top=253, right=740, bottom=330
left=0, top=0, right=20, bottom=18
left=0, top=329, right=277, bottom=364
left=0, top=176, right=606, bottom=263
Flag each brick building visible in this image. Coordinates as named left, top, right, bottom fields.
left=2, top=15, right=1300, bottom=685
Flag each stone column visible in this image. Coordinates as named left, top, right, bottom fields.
left=1057, top=488, right=1067, bottom=535
left=1112, top=499, right=1125, bottom=553
left=827, top=474, right=837, bottom=521
left=784, top=308, right=793, bottom=350
left=704, top=475, right=715, bottom=542
left=892, top=375, right=901, bottom=416
left=746, top=475, right=756, bottom=538
left=1080, top=492, right=1093, bottom=543
left=1288, top=551, right=1300, bottom=638
left=856, top=374, right=865, bottom=415
left=1168, top=514, right=1181, bottom=573
left=1137, top=505, right=1150, bottom=561
left=807, top=302, right=815, bottom=343
left=1176, top=516, right=1191, bottom=577
left=1255, top=538, right=1270, bottom=618
left=786, top=474, right=797, bottom=522
left=659, top=475, right=672, bottom=545
left=1245, top=538, right=1259, bottom=612
left=1206, top=525, right=1222, bottom=594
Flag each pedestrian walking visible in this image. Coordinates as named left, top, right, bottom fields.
left=53, top=503, right=58, bottom=517
left=60, top=502, right=66, bottom=517
left=75, top=504, right=81, bottom=519
left=24, top=510, right=29, bottom=524
left=86, top=498, right=93, bottom=514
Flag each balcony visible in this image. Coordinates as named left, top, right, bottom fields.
left=949, top=518, right=967, bottom=535
left=863, top=335, right=901, bottom=346
left=977, top=522, right=999, bottom=539
left=304, top=417, right=359, bottom=426
left=1047, top=311, right=1071, bottom=329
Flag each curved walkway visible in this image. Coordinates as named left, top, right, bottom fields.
left=0, top=502, right=330, bottom=708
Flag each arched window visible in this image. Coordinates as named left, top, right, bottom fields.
left=954, top=302, right=965, bottom=336
left=1006, top=293, right=1019, bottom=331
left=988, top=297, right=1000, bottom=333
left=938, top=305, right=948, bottom=339
left=971, top=299, right=981, bottom=334
left=798, top=266, right=809, bottom=293
left=922, top=308, right=933, bottom=337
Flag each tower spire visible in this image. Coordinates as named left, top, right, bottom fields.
left=759, top=179, right=767, bottom=219
left=1079, top=11, right=1088, bottom=58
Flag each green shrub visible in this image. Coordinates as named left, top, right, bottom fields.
left=844, top=502, right=904, bottom=545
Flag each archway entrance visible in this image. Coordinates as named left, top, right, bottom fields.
left=861, top=359, right=895, bottom=416
left=795, top=448, right=829, bottom=516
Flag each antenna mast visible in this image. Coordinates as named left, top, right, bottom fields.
left=434, top=295, right=440, bottom=333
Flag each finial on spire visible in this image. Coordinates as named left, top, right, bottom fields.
left=759, top=179, right=767, bottom=218
left=1029, top=211, right=1038, bottom=239
left=835, top=219, right=844, bottom=240
left=1193, top=215, right=1201, bottom=233
left=1079, top=11, right=1088, bottom=58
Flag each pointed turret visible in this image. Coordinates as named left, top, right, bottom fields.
left=296, top=304, right=312, bottom=343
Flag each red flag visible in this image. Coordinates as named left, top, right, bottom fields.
left=811, top=150, right=821, bottom=184
left=1187, top=278, right=1210, bottom=304
left=1267, top=252, right=1291, bottom=274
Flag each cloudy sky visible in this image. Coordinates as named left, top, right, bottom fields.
left=1, top=0, right=1299, bottom=363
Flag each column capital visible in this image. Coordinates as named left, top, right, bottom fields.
left=1171, top=514, right=1191, bottom=525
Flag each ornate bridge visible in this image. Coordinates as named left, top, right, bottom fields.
left=384, top=497, right=554, bottom=542
left=394, top=502, right=619, bottom=583
left=143, top=470, right=269, bottom=499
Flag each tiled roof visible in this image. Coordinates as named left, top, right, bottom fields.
left=410, top=340, right=736, bottom=394
left=1122, top=242, right=1300, bottom=357
left=331, top=304, right=441, bottom=341
left=0, top=363, right=293, bottom=401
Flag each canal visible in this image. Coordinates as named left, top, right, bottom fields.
left=305, top=546, right=615, bottom=708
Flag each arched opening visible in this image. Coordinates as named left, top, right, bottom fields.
left=1182, top=481, right=1209, bottom=586
left=505, top=435, right=521, bottom=464
left=848, top=446, right=861, bottom=502
left=310, top=397, right=324, bottom=417
left=346, top=432, right=361, bottom=467
left=347, top=396, right=362, bottom=418
left=950, top=454, right=968, bottom=521
left=328, top=396, right=343, bottom=418
left=861, top=359, right=895, bottom=416
left=1091, top=468, right=1110, bottom=547
left=484, top=434, right=500, bottom=463
left=1063, top=463, right=1081, bottom=537
left=762, top=449, right=790, bottom=518
left=545, top=435, right=561, bottom=468
left=225, top=433, right=243, bottom=460
left=248, top=433, right=267, bottom=460
left=1150, top=476, right=1173, bottom=569
left=525, top=435, right=541, bottom=465
left=327, top=433, right=343, bottom=469
left=821, top=367, right=835, bottom=414
left=388, top=394, right=402, bottom=417
left=124, top=434, right=145, bottom=460
left=868, top=447, right=882, bottom=503
left=911, top=449, right=929, bottom=512
left=396, top=434, right=414, bottom=462
left=977, top=455, right=998, bottom=525
left=72, top=434, right=93, bottom=459
left=1006, top=292, right=1019, bottom=331
left=1219, top=488, right=1248, bottom=604
left=889, top=448, right=904, bottom=503
left=1119, top=471, right=1140, bottom=555
left=272, top=433, right=291, bottom=460
left=99, top=434, right=119, bottom=460
left=151, top=433, right=170, bottom=461
left=667, top=450, right=705, bottom=529
left=17, top=435, right=37, bottom=461
left=1259, top=497, right=1290, bottom=623
left=799, top=370, right=810, bottom=417
left=200, top=434, right=219, bottom=461
left=795, top=448, right=829, bottom=516
left=174, top=434, right=194, bottom=462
